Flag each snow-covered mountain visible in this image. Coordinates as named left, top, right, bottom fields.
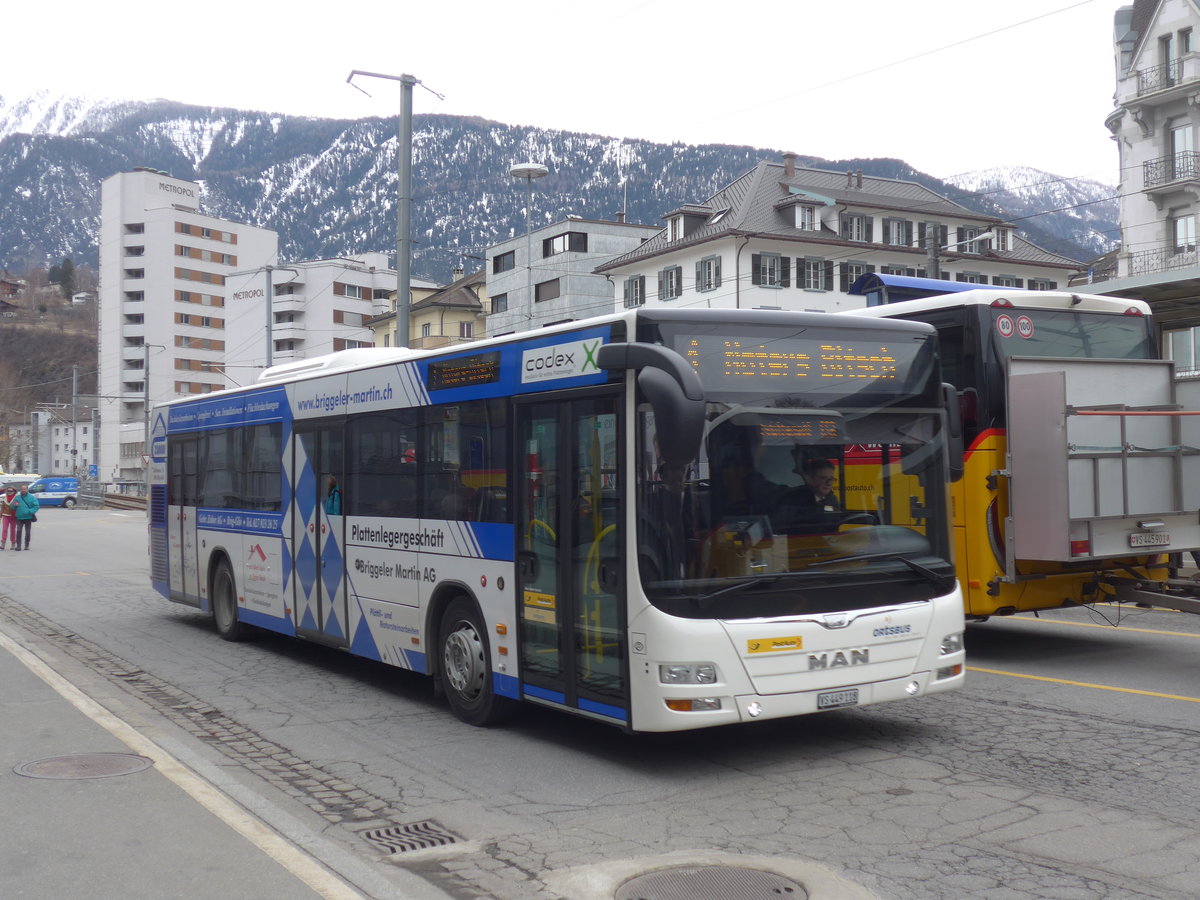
left=0, top=93, right=1117, bottom=283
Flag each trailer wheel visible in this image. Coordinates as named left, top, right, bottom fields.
left=439, top=595, right=515, bottom=726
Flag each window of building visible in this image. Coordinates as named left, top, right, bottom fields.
left=796, top=205, right=818, bottom=231
left=957, top=227, right=986, bottom=255
left=542, top=231, right=587, bottom=256
left=1028, top=278, right=1058, bottom=290
left=1173, top=213, right=1197, bottom=252
left=883, top=218, right=913, bottom=247
left=751, top=253, right=788, bottom=288
left=840, top=260, right=878, bottom=292
left=955, top=272, right=985, bottom=284
left=336, top=283, right=365, bottom=300
left=803, top=258, right=832, bottom=291
left=493, top=251, right=515, bottom=274
left=669, top=217, right=682, bottom=242
left=696, top=256, right=722, bottom=292
left=1168, top=327, right=1200, bottom=375
left=992, top=275, right=1023, bottom=288
left=1182, top=28, right=1194, bottom=54
left=491, top=293, right=508, bottom=313
left=535, top=278, right=561, bottom=302
left=993, top=228, right=1012, bottom=252
left=459, top=321, right=474, bottom=338
left=658, top=266, right=682, bottom=300
left=422, top=323, right=432, bottom=338
left=623, top=275, right=646, bottom=308
left=841, top=214, right=870, bottom=243
left=918, top=222, right=949, bottom=251
left=124, top=269, right=144, bottom=279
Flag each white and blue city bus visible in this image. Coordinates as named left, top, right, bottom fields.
left=148, top=308, right=965, bottom=732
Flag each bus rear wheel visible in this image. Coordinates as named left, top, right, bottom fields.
left=211, top=559, right=250, bottom=642
left=439, top=596, right=515, bottom=727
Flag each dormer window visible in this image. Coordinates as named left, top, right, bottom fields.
left=993, top=227, right=1012, bottom=252
left=796, top=205, right=818, bottom=231
left=669, top=217, right=682, bottom=242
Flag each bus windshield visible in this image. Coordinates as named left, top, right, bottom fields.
left=987, top=308, right=1155, bottom=361
left=636, top=388, right=955, bottom=621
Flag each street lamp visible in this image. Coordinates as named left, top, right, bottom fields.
left=510, top=162, right=549, bottom=320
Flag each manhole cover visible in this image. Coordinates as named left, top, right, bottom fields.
left=14, top=753, right=154, bottom=780
left=616, top=865, right=808, bottom=899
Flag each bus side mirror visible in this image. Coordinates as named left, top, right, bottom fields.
left=596, top=342, right=705, bottom=468
left=942, top=383, right=964, bottom=482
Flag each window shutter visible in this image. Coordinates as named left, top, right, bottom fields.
left=882, top=217, right=893, bottom=244
left=865, top=219, right=874, bottom=243
left=823, top=260, right=834, bottom=290
left=956, top=227, right=965, bottom=248
left=751, top=254, right=762, bottom=285
left=695, top=261, right=703, bottom=289
left=839, top=262, right=849, bottom=291
left=781, top=256, right=791, bottom=288
left=841, top=218, right=850, bottom=240
left=1014, top=278, right=1024, bottom=288
left=714, top=257, right=722, bottom=288
left=657, top=271, right=665, bottom=300
left=955, top=273, right=966, bottom=283
left=903, top=221, right=914, bottom=246
left=623, top=279, right=631, bottom=303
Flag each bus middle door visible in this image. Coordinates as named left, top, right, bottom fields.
left=516, top=393, right=628, bottom=726
left=291, top=425, right=349, bottom=647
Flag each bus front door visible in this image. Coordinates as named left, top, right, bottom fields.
left=516, top=394, right=629, bottom=726
left=291, top=426, right=349, bottom=647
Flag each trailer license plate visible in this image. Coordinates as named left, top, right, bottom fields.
left=817, top=689, right=859, bottom=710
left=1129, top=532, right=1170, bottom=548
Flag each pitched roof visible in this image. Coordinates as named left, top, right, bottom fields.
left=410, top=268, right=486, bottom=313
left=596, top=160, right=1077, bottom=271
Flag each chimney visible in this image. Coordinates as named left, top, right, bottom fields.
left=452, top=266, right=464, bottom=279
left=857, top=169, right=863, bottom=189
left=614, top=211, right=626, bottom=223
left=847, top=171, right=853, bottom=188
left=783, top=152, right=797, bottom=177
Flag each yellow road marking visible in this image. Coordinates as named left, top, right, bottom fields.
left=967, top=666, right=1200, bottom=703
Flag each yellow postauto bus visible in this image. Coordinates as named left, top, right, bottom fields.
left=849, top=283, right=1200, bottom=619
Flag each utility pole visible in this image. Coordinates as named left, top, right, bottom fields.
left=71, top=365, right=78, bottom=476
left=926, top=227, right=940, bottom=280
left=347, top=70, right=442, bottom=349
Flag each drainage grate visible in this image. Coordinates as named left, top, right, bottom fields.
left=14, top=753, right=154, bottom=780
left=616, top=865, right=807, bottom=900
left=359, top=820, right=458, bottom=854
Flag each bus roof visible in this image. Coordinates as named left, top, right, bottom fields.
left=845, top=289, right=1151, bottom=318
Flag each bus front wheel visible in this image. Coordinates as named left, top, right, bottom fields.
left=439, top=596, right=515, bottom=727
left=211, top=559, right=250, bottom=642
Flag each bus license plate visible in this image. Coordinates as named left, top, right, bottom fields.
left=1129, top=532, right=1170, bottom=548
left=817, top=689, right=859, bottom=710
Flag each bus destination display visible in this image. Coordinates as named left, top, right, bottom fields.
left=682, top=336, right=902, bottom=384
left=427, top=351, right=502, bottom=391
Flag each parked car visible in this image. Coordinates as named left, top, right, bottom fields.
left=28, top=476, right=79, bottom=508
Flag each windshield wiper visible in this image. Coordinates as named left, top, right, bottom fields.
left=807, top=552, right=955, bottom=588
left=659, top=571, right=838, bottom=607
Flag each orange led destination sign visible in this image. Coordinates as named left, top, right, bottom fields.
left=684, top=338, right=900, bottom=381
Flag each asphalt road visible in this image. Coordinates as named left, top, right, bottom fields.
left=2, top=508, right=1199, bottom=900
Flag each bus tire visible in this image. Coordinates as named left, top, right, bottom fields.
left=438, top=595, right=515, bottom=727
left=211, top=558, right=250, bottom=642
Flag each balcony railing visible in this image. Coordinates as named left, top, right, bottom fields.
left=1130, top=244, right=1200, bottom=276
left=1138, top=58, right=1182, bottom=95
left=1144, top=151, right=1200, bottom=188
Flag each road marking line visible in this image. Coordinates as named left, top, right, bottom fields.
left=968, top=665, right=1200, bottom=703
left=0, top=626, right=365, bottom=900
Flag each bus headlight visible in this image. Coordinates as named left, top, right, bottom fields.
left=940, top=632, right=963, bottom=655
left=659, top=663, right=718, bottom=684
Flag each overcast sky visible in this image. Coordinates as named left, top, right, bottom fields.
left=3, top=0, right=1124, bottom=183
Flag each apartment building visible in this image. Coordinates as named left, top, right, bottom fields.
left=1094, top=0, right=1200, bottom=372
left=223, top=252, right=405, bottom=374
left=485, top=216, right=659, bottom=335
left=596, top=156, right=1081, bottom=314
left=98, top=169, right=278, bottom=488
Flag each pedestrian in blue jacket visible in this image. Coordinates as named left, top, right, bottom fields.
left=11, top=483, right=39, bottom=551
